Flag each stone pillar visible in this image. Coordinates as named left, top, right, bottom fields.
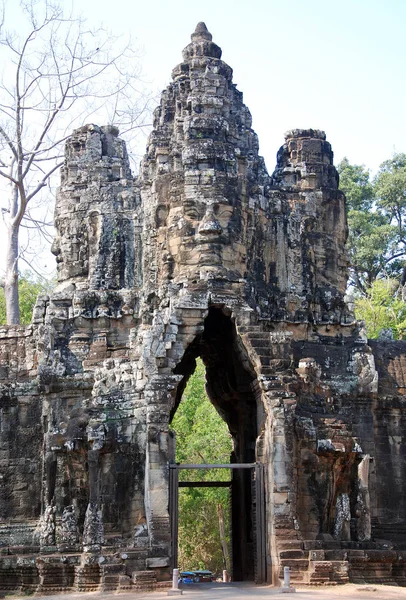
left=144, top=424, right=171, bottom=546
left=333, top=493, right=351, bottom=541
left=39, top=501, right=56, bottom=549
left=83, top=449, right=104, bottom=552
left=56, top=505, right=79, bottom=551
left=143, top=374, right=182, bottom=570
left=83, top=502, right=104, bottom=553
left=356, top=454, right=371, bottom=541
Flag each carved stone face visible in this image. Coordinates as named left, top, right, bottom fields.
left=51, top=215, right=89, bottom=281
left=166, top=194, right=238, bottom=277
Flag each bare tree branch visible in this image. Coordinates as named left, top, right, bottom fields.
left=0, top=0, right=153, bottom=324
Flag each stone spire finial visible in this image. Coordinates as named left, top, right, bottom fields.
left=191, top=22, right=212, bottom=42
left=182, top=21, right=222, bottom=61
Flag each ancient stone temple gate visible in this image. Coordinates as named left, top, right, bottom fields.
left=1, top=23, right=406, bottom=593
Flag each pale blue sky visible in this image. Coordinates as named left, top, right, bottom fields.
left=78, top=0, right=406, bottom=174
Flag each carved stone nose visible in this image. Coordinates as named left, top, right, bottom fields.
left=51, top=238, right=61, bottom=256
left=198, top=212, right=222, bottom=235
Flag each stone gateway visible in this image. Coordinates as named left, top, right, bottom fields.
left=1, top=23, right=406, bottom=592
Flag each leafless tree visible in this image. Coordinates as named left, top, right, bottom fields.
left=0, top=0, right=152, bottom=324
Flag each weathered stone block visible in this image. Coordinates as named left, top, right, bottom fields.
left=146, top=557, right=170, bottom=568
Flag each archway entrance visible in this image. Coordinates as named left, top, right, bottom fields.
left=169, top=307, right=267, bottom=583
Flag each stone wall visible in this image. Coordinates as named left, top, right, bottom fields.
left=1, top=22, right=406, bottom=592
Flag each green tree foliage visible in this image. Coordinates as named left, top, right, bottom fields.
left=338, top=158, right=397, bottom=292
left=375, top=153, right=406, bottom=285
left=0, top=272, right=53, bottom=325
left=338, top=154, right=406, bottom=338
left=338, top=157, right=375, bottom=212
left=355, top=278, right=406, bottom=340
left=171, top=358, right=233, bottom=574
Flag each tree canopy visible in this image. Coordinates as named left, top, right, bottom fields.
left=338, top=153, right=406, bottom=339
left=338, top=156, right=402, bottom=293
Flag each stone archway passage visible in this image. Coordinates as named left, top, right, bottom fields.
left=168, top=463, right=266, bottom=584
left=170, top=307, right=266, bottom=581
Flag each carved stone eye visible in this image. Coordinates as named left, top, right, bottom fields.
left=183, top=203, right=201, bottom=220
left=216, top=206, right=233, bottom=227
left=184, top=208, right=200, bottom=220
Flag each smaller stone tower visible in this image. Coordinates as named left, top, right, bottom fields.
left=52, top=124, right=139, bottom=291
left=268, top=128, right=349, bottom=324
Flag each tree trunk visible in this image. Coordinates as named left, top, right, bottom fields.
left=217, top=502, right=229, bottom=572
left=5, top=222, right=20, bottom=325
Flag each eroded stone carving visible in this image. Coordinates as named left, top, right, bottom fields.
left=40, top=502, right=56, bottom=548
left=83, top=503, right=104, bottom=552
left=57, top=505, right=79, bottom=549
left=334, top=493, right=351, bottom=541
left=356, top=455, right=371, bottom=542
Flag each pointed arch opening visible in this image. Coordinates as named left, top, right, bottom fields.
left=170, top=306, right=266, bottom=582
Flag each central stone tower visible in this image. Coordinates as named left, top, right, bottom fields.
left=139, top=22, right=348, bottom=321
